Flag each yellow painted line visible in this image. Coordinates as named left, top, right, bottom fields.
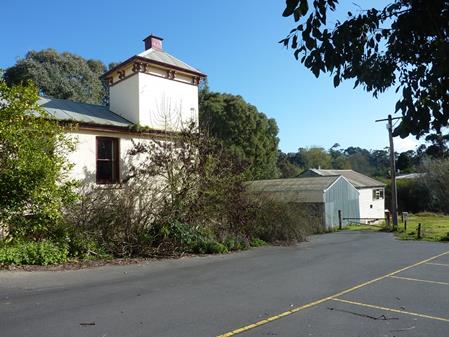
left=427, top=262, right=449, bottom=267
left=332, top=298, right=449, bottom=323
left=389, top=275, right=449, bottom=286
left=216, top=250, right=449, bottom=337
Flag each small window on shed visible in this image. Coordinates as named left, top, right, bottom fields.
left=96, top=137, right=120, bottom=184
left=372, top=188, right=384, bottom=200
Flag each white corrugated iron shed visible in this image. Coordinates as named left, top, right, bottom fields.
left=246, top=176, right=360, bottom=229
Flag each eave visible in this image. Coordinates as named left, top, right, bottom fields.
left=101, top=55, right=207, bottom=80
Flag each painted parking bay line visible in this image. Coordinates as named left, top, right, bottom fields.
left=427, top=262, right=449, bottom=267
left=216, top=250, right=449, bottom=337
left=332, top=298, right=449, bottom=323
left=389, top=275, right=449, bottom=286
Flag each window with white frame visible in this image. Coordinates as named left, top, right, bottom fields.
left=372, top=188, right=384, bottom=200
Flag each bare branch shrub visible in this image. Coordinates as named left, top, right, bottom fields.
left=128, top=122, right=249, bottom=236
left=420, top=159, right=449, bottom=213
left=65, top=177, right=163, bottom=257
left=67, top=122, right=319, bottom=257
left=245, top=196, right=324, bottom=244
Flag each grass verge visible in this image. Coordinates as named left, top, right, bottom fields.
left=396, top=213, right=449, bottom=242
left=340, top=213, right=449, bottom=242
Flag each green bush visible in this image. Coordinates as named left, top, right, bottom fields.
left=158, top=221, right=229, bottom=254
left=249, top=198, right=320, bottom=244
left=0, top=80, right=77, bottom=242
left=440, top=232, right=449, bottom=242
left=63, top=228, right=108, bottom=259
left=250, top=238, right=266, bottom=247
left=224, top=235, right=249, bottom=251
left=193, top=240, right=228, bottom=254
left=0, top=241, right=69, bottom=266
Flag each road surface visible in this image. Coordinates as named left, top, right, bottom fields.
left=1, top=231, right=448, bottom=337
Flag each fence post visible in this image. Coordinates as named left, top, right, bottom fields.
left=385, top=210, right=391, bottom=230
left=417, top=223, right=422, bottom=239
left=338, top=210, right=342, bottom=230
left=404, top=219, right=407, bottom=231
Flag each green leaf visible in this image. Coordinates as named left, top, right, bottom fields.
left=282, top=0, right=300, bottom=17
left=292, top=35, right=298, bottom=49
left=311, top=65, right=320, bottom=78
left=299, top=0, right=309, bottom=16
left=294, top=49, right=301, bottom=60
left=293, top=8, right=301, bottom=22
left=333, top=74, right=340, bottom=87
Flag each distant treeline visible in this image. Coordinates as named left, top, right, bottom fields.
left=277, top=134, right=449, bottom=180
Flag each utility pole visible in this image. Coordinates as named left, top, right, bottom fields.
left=375, top=114, right=401, bottom=230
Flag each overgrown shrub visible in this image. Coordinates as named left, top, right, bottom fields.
left=65, top=181, right=160, bottom=257
left=153, top=221, right=228, bottom=255
left=421, top=159, right=449, bottom=213
left=222, top=234, right=249, bottom=251
left=64, top=123, right=317, bottom=260
left=0, top=241, right=69, bottom=265
left=385, top=178, right=430, bottom=213
left=248, top=198, right=320, bottom=244
left=250, top=238, right=266, bottom=247
left=441, top=232, right=449, bottom=242
left=385, top=159, right=449, bottom=214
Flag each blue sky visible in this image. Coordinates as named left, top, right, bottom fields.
left=1, top=0, right=420, bottom=153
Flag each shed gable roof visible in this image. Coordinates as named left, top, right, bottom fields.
left=301, top=169, right=385, bottom=188
left=36, top=97, right=133, bottom=128
left=246, top=176, right=340, bottom=203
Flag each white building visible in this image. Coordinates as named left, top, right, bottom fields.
left=299, top=169, right=386, bottom=223
left=38, top=34, right=206, bottom=185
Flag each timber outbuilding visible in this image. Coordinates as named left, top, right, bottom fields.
left=246, top=176, right=360, bottom=230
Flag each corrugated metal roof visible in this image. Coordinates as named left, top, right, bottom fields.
left=246, top=176, right=340, bottom=203
left=396, top=173, right=425, bottom=180
left=36, top=97, right=133, bottom=127
left=302, top=169, right=385, bottom=188
left=138, top=48, right=203, bottom=74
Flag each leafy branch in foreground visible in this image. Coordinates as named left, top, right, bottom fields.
left=281, top=0, right=449, bottom=138
left=0, top=80, right=77, bottom=241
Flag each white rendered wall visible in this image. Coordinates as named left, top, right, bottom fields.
left=66, top=130, right=155, bottom=185
left=138, top=73, right=198, bottom=131
left=358, top=188, right=385, bottom=223
left=108, top=72, right=198, bottom=130
left=109, top=74, right=140, bottom=124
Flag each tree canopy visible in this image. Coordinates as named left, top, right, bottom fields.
left=3, top=49, right=108, bottom=105
left=281, top=0, right=449, bottom=138
left=199, top=87, right=280, bottom=180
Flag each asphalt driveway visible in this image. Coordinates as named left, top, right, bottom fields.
left=1, top=231, right=448, bottom=337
